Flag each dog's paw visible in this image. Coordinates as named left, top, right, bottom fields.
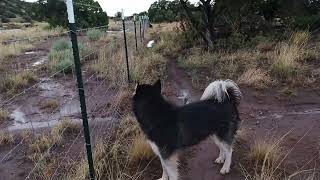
left=215, top=157, right=225, bottom=164
left=219, top=166, right=230, bottom=175
left=157, top=178, right=168, bottom=180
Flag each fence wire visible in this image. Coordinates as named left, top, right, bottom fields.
left=0, top=4, right=149, bottom=179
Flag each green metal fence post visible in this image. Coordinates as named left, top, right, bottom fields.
left=65, top=0, right=95, bottom=179
left=122, top=10, right=130, bottom=84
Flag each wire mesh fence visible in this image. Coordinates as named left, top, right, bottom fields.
left=0, top=1, right=153, bottom=179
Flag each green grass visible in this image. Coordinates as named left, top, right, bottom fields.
left=52, top=39, right=71, bottom=51
left=48, top=39, right=90, bottom=74
left=86, top=30, right=102, bottom=41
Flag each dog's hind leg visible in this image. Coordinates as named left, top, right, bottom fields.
left=219, top=142, right=233, bottom=174
left=212, top=136, right=225, bottom=164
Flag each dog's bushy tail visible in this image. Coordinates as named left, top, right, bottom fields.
left=200, top=79, right=242, bottom=105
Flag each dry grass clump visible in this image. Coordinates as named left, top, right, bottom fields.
left=238, top=68, right=271, bottom=88
left=0, top=131, right=15, bottom=146
left=248, top=139, right=281, bottom=166
left=0, top=43, right=33, bottom=60
left=178, top=51, right=214, bottom=69
left=0, top=108, right=9, bottom=123
left=128, top=133, right=154, bottom=163
left=0, top=71, right=37, bottom=92
left=240, top=138, right=283, bottom=180
left=288, top=31, right=310, bottom=48
left=178, top=49, right=261, bottom=89
left=51, top=118, right=80, bottom=145
left=271, top=31, right=310, bottom=80
left=29, top=135, right=53, bottom=154
left=68, top=115, right=157, bottom=180
left=29, top=119, right=80, bottom=154
left=40, top=99, right=59, bottom=112
left=174, top=30, right=314, bottom=88
left=270, top=43, right=301, bottom=79
left=130, top=50, right=166, bottom=83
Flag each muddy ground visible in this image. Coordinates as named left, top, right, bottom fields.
left=0, top=33, right=122, bottom=180
left=164, top=57, right=320, bottom=180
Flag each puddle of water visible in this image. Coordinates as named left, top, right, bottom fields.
left=286, top=109, right=320, bottom=115
left=7, top=117, right=113, bottom=131
left=25, top=51, right=36, bottom=55
left=272, top=114, right=283, bottom=119
left=38, top=78, right=73, bottom=98
left=10, top=109, right=27, bottom=123
left=32, top=57, right=47, bottom=67
left=60, top=99, right=81, bottom=116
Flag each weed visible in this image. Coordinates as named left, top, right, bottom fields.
left=87, top=30, right=102, bottom=41
left=0, top=24, right=65, bottom=42
left=51, top=118, right=80, bottom=145
left=40, top=99, right=59, bottom=112
left=271, top=43, right=300, bottom=79
left=238, top=68, right=271, bottom=88
left=0, top=108, right=9, bottom=123
left=48, top=39, right=90, bottom=74
left=0, top=131, right=14, bottom=146
left=288, top=31, right=310, bottom=48
left=29, top=135, right=52, bottom=153
left=0, top=43, right=33, bottom=60
left=52, top=39, right=71, bottom=51
left=128, top=133, right=155, bottom=163
left=271, top=31, right=310, bottom=80
left=280, top=87, right=297, bottom=97
left=248, top=139, right=280, bottom=165
left=1, top=71, right=37, bottom=92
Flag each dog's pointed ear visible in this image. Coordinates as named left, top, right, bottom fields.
left=153, top=79, right=161, bottom=93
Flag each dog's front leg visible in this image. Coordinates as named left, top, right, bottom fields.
left=163, top=154, right=179, bottom=180
left=158, top=159, right=169, bottom=180
left=148, top=141, right=169, bottom=180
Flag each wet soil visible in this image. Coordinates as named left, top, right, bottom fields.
left=163, top=57, right=320, bottom=180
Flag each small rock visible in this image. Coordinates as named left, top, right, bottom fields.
left=259, top=111, right=263, bottom=115
left=256, top=121, right=260, bottom=125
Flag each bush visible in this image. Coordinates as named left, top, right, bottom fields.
left=54, top=58, right=74, bottom=73
left=52, top=39, right=71, bottom=51
left=48, top=39, right=89, bottom=74
left=293, top=14, right=320, bottom=30
left=86, top=30, right=102, bottom=41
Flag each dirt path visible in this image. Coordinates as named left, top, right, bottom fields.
left=165, top=57, right=243, bottom=180
left=165, top=57, right=320, bottom=180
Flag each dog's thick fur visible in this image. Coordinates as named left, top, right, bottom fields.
left=133, top=79, right=241, bottom=180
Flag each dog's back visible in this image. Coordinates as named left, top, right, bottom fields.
left=175, top=98, right=239, bottom=147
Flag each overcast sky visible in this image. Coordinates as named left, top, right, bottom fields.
left=24, top=0, right=198, bottom=16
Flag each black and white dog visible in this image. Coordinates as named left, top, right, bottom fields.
left=133, top=79, right=241, bottom=180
